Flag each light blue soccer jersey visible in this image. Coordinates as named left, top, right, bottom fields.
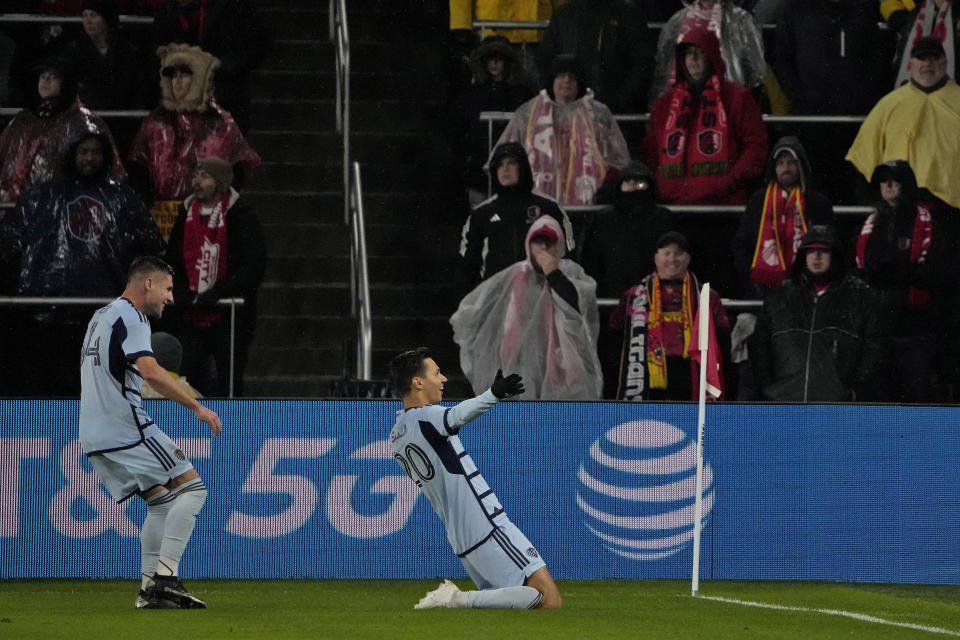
left=78, top=297, right=155, bottom=455
left=390, top=396, right=509, bottom=556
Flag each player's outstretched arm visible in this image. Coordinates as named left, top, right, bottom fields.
left=447, top=369, right=524, bottom=429
left=136, top=355, right=222, bottom=436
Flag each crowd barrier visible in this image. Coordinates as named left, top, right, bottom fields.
left=3, top=399, right=958, bottom=583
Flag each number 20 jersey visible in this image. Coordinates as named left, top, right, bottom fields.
left=390, top=404, right=508, bottom=556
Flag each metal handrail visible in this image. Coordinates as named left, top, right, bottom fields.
left=349, top=161, right=372, bottom=379
left=0, top=13, right=153, bottom=24
left=0, top=107, right=149, bottom=118
left=565, top=204, right=875, bottom=216
left=330, top=0, right=350, bottom=225
left=472, top=19, right=887, bottom=33
left=598, top=297, right=761, bottom=310
left=0, top=296, right=244, bottom=397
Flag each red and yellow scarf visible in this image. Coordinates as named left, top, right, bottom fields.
left=750, top=184, right=807, bottom=287
left=646, top=273, right=694, bottom=390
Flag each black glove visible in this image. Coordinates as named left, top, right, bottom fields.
left=490, top=369, right=524, bottom=399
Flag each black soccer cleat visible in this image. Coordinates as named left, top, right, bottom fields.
left=135, top=589, right=180, bottom=609
left=149, top=575, right=207, bottom=609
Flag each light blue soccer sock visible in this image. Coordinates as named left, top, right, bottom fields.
left=460, top=586, right=542, bottom=609
left=156, top=479, right=207, bottom=576
left=142, top=489, right=174, bottom=589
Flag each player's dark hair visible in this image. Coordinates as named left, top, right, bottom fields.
left=127, top=256, right=173, bottom=283
left=389, top=347, right=431, bottom=397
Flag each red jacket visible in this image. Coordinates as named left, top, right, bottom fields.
left=642, top=27, right=766, bottom=205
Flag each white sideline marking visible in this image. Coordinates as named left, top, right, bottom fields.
left=698, top=594, right=960, bottom=637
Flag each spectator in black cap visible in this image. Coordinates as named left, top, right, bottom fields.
left=492, top=53, right=630, bottom=206
left=608, top=230, right=730, bottom=401
left=883, top=0, right=960, bottom=89
left=749, top=225, right=883, bottom=402
left=847, top=33, right=960, bottom=210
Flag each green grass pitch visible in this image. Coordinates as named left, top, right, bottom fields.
left=3, top=579, right=960, bottom=639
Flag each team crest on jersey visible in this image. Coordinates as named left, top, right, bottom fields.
left=526, top=205, right=541, bottom=224
left=175, top=449, right=186, bottom=461
left=66, top=195, right=106, bottom=242
left=697, top=130, right=722, bottom=156
left=526, top=547, right=539, bottom=558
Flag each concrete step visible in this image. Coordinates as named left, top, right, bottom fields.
left=246, top=130, right=441, bottom=164
left=250, top=69, right=333, bottom=100
left=259, top=7, right=326, bottom=39
left=262, top=39, right=330, bottom=73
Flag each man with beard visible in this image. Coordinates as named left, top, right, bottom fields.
left=732, top=136, right=835, bottom=300
left=0, top=131, right=162, bottom=395
left=749, top=225, right=884, bottom=402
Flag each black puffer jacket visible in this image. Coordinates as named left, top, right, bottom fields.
left=455, top=142, right=573, bottom=297
left=749, top=225, right=884, bottom=401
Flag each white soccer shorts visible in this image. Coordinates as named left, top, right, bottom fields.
left=458, top=521, right=547, bottom=590
left=88, top=425, right=195, bottom=502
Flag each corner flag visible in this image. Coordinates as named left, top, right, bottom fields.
left=690, top=283, right=723, bottom=400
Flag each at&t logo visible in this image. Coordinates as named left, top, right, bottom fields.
left=576, top=420, right=714, bottom=560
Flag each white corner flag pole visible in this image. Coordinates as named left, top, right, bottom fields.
left=691, top=282, right=709, bottom=597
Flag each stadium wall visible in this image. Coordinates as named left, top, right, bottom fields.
left=2, top=400, right=958, bottom=582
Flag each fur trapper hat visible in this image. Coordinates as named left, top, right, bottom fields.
left=157, top=43, right=220, bottom=112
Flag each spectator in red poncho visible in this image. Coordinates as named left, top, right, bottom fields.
left=0, top=55, right=125, bottom=203
left=127, top=43, right=260, bottom=243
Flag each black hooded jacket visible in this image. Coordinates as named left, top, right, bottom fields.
left=749, top=225, right=883, bottom=401
left=581, top=159, right=676, bottom=299
left=456, top=142, right=573, bottom=297
left=733, top=136, right=835, bottom=298
left=858, top=160, right=956, bottom=336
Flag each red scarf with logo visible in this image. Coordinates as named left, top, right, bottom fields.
left=856, top=203, right=933, bottom=309
left=658, top=75, right=731, bottom=182
left=750, top=184, right=808, bottom=287
left=182, top=193, right=230, bottom=326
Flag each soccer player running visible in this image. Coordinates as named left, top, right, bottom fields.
left=389, top=348, right=562, bottom=609
left=78, top=256, right=222, bottom=609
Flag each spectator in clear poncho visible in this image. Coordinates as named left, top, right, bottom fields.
left=0, top=55, right=125, bottom=203
left=127, top=43, right=260, bottom=242
left=493, top=54, right=630, bottom=206
left=649, top=0, right=766, bottom=105
left=451, top=215, right=602, bottom=400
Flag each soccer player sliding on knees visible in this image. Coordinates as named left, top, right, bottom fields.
left=388, top=348, right=562, bottom=609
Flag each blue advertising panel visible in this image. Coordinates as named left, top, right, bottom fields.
left=2, top=400, right=959, bottom=582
